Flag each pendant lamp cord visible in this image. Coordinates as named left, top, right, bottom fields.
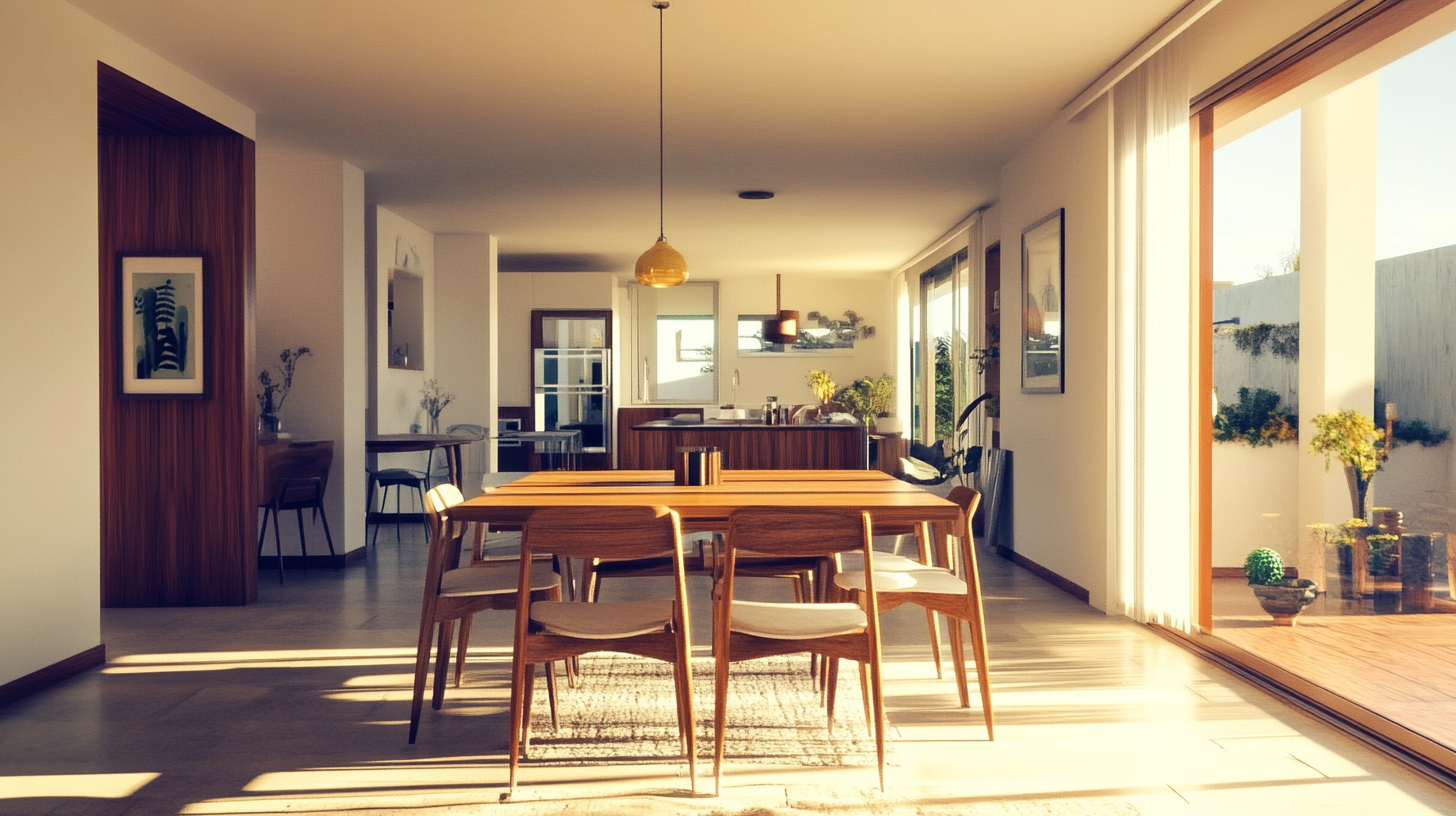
left=657, top=2, right=666, bottom=242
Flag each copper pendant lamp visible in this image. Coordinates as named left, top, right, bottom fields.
left=635, top=1, right=688, bottom=287
left=762, top=274, right=799, bottom=345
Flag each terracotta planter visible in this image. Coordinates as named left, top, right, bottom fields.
left=1251, top=579, right=1319, bottom=626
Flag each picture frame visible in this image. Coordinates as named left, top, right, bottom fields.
left=1021, top=209, right=1064, bottom=394
left=119, top=254, right=206, bottom=397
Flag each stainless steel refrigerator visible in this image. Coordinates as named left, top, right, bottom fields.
left=533, top=348, right=611, bottom=454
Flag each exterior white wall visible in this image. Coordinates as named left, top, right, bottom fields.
left=995, top=96, right=1113, bottom=610
left=256, top=137, right=366, bottom=555
left=1376, top=246, right=1456, bottom=435
left=1213, top=443, right=1300, bottom=569
left=0, top=0, right=256, bottom=686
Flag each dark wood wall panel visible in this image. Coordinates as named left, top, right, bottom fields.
left=99, top=134, right=256, bottom=606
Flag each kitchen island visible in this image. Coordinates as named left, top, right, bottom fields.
left=621, top=420, right=866, bottom=470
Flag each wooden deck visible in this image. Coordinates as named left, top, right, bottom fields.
left=1213, top=576, right=1456, bottom=753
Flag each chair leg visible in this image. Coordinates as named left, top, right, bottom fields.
left=394, top=483, right=403, bottom=542
left=544, top=661, right=559, bottom=732
left=271, top=504, right=285, bottom=584
left=257, top=507, right=270, bottom=556
left=673, top=619, right=698, bottom=793
left=948, top=616, right=970, bottom=708
left=712, top=631, right=731, bottom=795
left=508, top=645, right=529, bottom=792
left=414, top=483, right=430, bottom=542
left=869, top=651, right=887, bottom=792
left=408, top=620, right=436, bottom=744
left=454, top=614, right=473, bottom=688
left=964, top=537, right=994, bottom=739
left=858, top=661, right=872, bottom=736
left=317, top=501, right=336, bottom=556
left=926, top=609, right=943, bottom=680
left=370, top=485, right=384, bottom=547
left=825, top=656, right=840, bottom=733
left=432, top=620, right=454, bottom=710
left=295, top=508, right=309, bottom=559
left=521, top=662, right=537, bottom=754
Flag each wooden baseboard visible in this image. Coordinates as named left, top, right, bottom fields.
left=995, top=545, right=1091, bottom=604
left=0, top=644, right=105, bottom=709
left=257, top=548, right=365, bottom=571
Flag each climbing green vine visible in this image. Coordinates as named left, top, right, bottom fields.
left=1224, top=322, right=1299, bottom=361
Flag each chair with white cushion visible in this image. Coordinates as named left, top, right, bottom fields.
left=712, top=507, right=887, bottom=793
left=408, top=484, right=562, bottom=744
left=507, top=505, right=697, bottom=794
left=833, top=485, right=992, bottom=738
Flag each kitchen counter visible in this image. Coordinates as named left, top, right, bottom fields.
left=623, top=420, right=866, bottom=470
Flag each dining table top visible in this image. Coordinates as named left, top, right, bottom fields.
left=452, top=469, right=963, bottom=535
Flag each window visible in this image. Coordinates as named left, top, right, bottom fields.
left=630, top=281, right=717, bottom=404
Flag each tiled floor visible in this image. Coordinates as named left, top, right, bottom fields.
left=4, top=524, right=1456, bottom=814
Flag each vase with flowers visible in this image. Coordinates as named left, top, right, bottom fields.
left=1308, top=408, right=1389, bottom=522
left=256, top=347, right=311, bottom=436
left=419, top=379, right=455, bottom=434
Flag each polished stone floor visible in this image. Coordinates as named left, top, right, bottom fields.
left=3, top=522, right=1456, bottom=815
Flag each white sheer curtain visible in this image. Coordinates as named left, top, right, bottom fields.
left=1110, top=41, right=1195, bottom=630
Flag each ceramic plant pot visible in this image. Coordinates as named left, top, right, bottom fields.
left=1251, top=578, right=1319, bottom=626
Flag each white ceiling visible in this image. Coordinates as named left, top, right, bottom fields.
left=70, top=0, right=1187, bottom=278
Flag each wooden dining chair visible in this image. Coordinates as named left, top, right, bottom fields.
left=712, top=507, right=887, bottom=793
left=409, top=484, right=562, bottom=744
left=257, top=441, right=335, bottom=584
left=507, top=505, right=697, bottom=794
left=832, top=485, right=992, bottom=738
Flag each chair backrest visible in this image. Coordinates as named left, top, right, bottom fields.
left=945, top=485, right=982, bottom=575
left=422, top=483, right=469, bottom=591
left=259, top=441, right=334, bottom=506
left=521, top=505, right=681, bottom=563
left=723, top=507, right=872, bottom=559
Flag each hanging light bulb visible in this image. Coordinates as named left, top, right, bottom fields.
left=635, top=0, right=688, bottom=287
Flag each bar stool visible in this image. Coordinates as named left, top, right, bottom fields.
left=369, top=468, right=430, bottom=544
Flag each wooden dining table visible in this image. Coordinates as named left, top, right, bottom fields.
left=452, top=468, right=965, bottom=548
left=366, top=433, right=473, bottom=488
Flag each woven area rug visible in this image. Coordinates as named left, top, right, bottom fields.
left=524, top=653, right=883, bottom=766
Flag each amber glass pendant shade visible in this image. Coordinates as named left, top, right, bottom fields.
left=763, top=310, right=800, bottom=345
left=635, top=239, right=689, bottom=287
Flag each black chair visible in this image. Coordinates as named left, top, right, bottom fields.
left=258, top=441, right=336, bottom=583
left=369, top=468, right=430, bottom=544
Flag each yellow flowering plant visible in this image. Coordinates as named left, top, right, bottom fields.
left=806, top=369, right=837, bottom=404
left=1308, top=409, right=1387, bottom=519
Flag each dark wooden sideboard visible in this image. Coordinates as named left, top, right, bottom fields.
left=623, top=420, right=866, bottom=470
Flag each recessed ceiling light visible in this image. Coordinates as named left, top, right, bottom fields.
left=737, top=190, right=774, bottom=200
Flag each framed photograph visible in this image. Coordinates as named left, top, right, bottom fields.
left=119, top=254, right=206, bottom=397
left=1021, top=209, right=1064, bottom=394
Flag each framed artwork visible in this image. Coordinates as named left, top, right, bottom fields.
left=1021, top=209, right=1064, bottom=394
left=119, top=254, right=206, bottom=397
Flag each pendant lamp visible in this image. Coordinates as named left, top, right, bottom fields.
left=635, top=1, right=688, bottom=287
left=762, top=274, right=800, bottom=345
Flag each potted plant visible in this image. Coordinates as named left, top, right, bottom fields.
left=1308, top=408, right=1388, bottom=521
left=834, top=374, right=896, bottom=431
left=1244, top=547, right=1318, bottom=626
left=256, top=346, right=311, bottom=436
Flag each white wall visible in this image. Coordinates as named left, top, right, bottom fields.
left=0, top=0, right=255, bottom=686
left=995, top=96, right=1113, bottom=610
left=715, top=274, right=897, bottom=410
left=374, top=206, right=437, bottom=434
left=496, top=272, right=618, bottom=411
left=435, top=234, right=499, bottom=478
left=256, top=137, right=366, bottom=555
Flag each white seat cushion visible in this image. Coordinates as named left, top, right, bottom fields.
left=531, top=598, right=673, bottom=639
left=834, top=568, right=967, bottom=596
left=730, top=599, right=866, bottom=639
left=440, top=562, right=559, bottom=597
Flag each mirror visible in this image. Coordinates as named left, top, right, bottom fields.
left=1021, top=209, right=1064, bottom=394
